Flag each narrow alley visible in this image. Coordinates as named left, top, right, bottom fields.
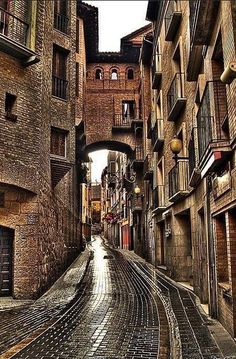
left=1, top=237, right=235, bottom=359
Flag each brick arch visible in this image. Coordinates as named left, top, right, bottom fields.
left=84, top=140, right=133, bottom=157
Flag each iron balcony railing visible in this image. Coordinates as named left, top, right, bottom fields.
left=188, top=127, right=198, bottom=178
left=134, top=145, right=144, bottom=161
left=52, top=76, right=68, bottom=99
left=197, top=80, right=229, bottom=161
left=153, top=185, right=165, bottom=209
left=143, top=153, right=154, bottom=179
left=132, top=195, right=143, bottom=212
left=165, top=0, right=176, bottom=34
left=151, top=119, right=164, bottom=149
left=169, top=159, right=189, bottom=199
left=152, top=53, right=162, bottom=89
left=0, top=7, right=29, bottom=46
left=54, top=13, right=69, bottom=34
left=167, top=73, right=185, bottom=118
left=113, top=109, right=140, bottom=127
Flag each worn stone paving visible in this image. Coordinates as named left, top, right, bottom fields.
left=9, top=237, right=169, bottom=359
left=1, top=236, right=236, bottom=358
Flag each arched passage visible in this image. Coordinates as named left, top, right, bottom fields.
left=84, top=140, right=133, bottom=158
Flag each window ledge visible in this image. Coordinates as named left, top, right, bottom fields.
left=51, top=95, right=68, bottom=103
left=218, top=282, right=231, bottom=291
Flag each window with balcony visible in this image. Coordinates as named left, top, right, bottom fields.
left=54, top=0, right=68, bottom=34
left=52, top=46, right=68, bottom=99
left=0, top=0, right=29, bottom=46
left=152, top=46, right=162, bottom=89
left=164, top=0, right=182, bottom=41
left=50, top=127, right=67, bottom=157
left=169, top=159, right=189, bottom=202
left=122, top=100, right=135, bottom=121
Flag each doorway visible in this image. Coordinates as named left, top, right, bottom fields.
left=0, top=225, right=13, bottom=296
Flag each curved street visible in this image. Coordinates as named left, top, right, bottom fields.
left=1, top=236, right=236, bottom=359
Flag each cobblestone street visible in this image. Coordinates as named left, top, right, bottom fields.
left=1, top=237, right=236, bottom=359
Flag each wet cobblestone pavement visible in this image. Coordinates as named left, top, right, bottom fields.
left=1, top=236, right=236, bottom=358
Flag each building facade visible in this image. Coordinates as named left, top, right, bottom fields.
left=145, top=0, right=236, bottom=338
left=0, top=0, right=84, bottom=298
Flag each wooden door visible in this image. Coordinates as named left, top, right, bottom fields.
left=0, top=226, right=13, bottom=296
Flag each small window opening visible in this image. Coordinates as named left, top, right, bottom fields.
left=122, top=100, right=135, bottom=121
left=0, top=193, right=5, bottom=208
left=127, top=69, right=134, bottom=80
left=5, top=93, right=17, bottom=121
left=50, top=127, right=67, bottom=157
left=95, top=69, right=103, bottom=80
left=111, top=69, right=118, bottom=80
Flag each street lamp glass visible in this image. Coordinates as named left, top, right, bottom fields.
left=170, top=136, right=183, bottom=154
left=134, top=185, right=141, bottom=194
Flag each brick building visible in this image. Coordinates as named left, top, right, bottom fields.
left=145, top=0, right=236, bottom=338
left=0, top=0, right=86, bottom=298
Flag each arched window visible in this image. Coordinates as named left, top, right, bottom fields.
left=127, top=68, right=134, bottom=80
left=111, top=69, right=118, bottom=80
left=95, top=68, right=103, bottom=80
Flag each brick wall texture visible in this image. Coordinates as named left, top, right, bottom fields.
left=0, top=1, right=84, bottom=299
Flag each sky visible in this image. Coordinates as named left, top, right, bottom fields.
left=86, top=0, right=149, bottom=182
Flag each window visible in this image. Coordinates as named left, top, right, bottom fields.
left=0, top=193, right=4, bottom=208
left=52, top=46, right=68, bottom=99
left=95, top=68, right=103, bottom=80
left=54, top=0, right=68, bottom=34
left=50, top=127, right=67, bottom=157
left=5, top=93, right=17, bottom=121
left=122, top=100, right=135, bottom=120
left=111, top=69, right=118, bottom=80
left=127, top=68, right=134, bottom=80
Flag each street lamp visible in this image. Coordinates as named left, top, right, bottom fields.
left=134, top=184, right=141, bottom=195
left=169, top=135, right=187, bottom=163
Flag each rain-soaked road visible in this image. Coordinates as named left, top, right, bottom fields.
left=2, top=236, right=234, bottom=359
left=10, top=237, right=169, bottom=359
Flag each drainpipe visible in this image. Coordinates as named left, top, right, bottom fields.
left=206, top=174, right=218, bottom=318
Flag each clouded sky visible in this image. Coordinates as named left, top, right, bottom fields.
left=86, top=1, right=149, bottom=181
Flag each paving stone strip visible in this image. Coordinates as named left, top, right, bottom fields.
left=0, top=249, right=91, bottom=357
left=7, top=237, right=169, bottom=359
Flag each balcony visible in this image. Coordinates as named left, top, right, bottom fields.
left=131, top=145, right=144, bottom=171
left=54, top=13, right=69, bottom=34
left=164, top=1, right=182, bottom=41
left=153, top=185, right=166, bottom=214
left=167, top=73, right=186, bottom=122
left=197, top=81, right=231, bottom=177
left=147, top=113, right=152, bottom=139
left=50, top=155, right=73, bottom=188
left=189, top=0, right=220, bottom=46
left=152, top=54, right=162, bottom=89
left=152, top=119, right=164, bottom=152
left=132, top=195, right=143, bottom=213
left=113, top=114, right=132, bottom=130
left=0, top=7, right=38, bottom=65
left=169, top=159, right=189, bottom=202
left=143, top=154, right=154, bottom=181
left=52, top=76, right=68, bottom=100
left=188, top=128, right=201, bottom=187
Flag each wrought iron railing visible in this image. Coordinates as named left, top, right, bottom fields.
left=134, top=145, right=144, bottom=161
left=54, top=13, right=69, bottom=34
left=147, top=113, right=152, bottom=139
left=169, top=159, right=189, bottom=199
left=152, top=53, right=162, bottom=77
left=153, top=185, right=165, bottom=209
left=0, top=7, right=29, bottom=46
left=52, top=76, right=68, bottom=99
left=113, top=110, right=140, bottom=127
left=188, top=127, right=198, bottom=178
left=151, top=119, right=164, bottom=147
left=164, top=0, right=176, bottom=34
left=197, top=80, right=228, bottom=161
left=144, top=154, right=153, bottom=174
left=167, top=72, right=185, bottom=116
